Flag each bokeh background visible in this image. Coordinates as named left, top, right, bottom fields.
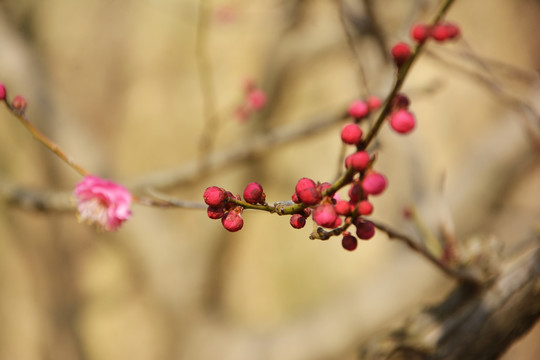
left=0, top=0, right=539, bottom=359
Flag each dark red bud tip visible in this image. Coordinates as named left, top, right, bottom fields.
left=348, top=183, right=362, bottom=203
left=391, top=42, right=412, bottom=66
left=290, top=214, right=306, bottom=229
left=302, top=207, right=312, bottom=217
left=243, top=182, right=265, bottom=204
left=342, top=235, right=358, bottom=251
left=392, top=93, right=410, bottom=110
left=207, top=206, right=225, bottom=219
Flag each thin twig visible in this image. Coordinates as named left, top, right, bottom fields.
left=2, top=101, right=89, bottom=177
left=425, top=48, right=540, bottom=151
left=337, top=0, right=371, bottom=97
left=196, top=0, right=220, bottom=165
left=370, top=219, right=483, bottom=285
left=142, top=188, right=207, bottom=209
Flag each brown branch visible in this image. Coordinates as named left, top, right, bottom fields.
left=127, top=109, right=347, bottom=190
left=371, top=219, right=485, bottom=286
left=360, top=235, right=540, bottom=360
left=0, top=108, right=347, bottom=211
left=196, top=0, right=220, bottom=164
left=337, top=0, right=371, bottom=96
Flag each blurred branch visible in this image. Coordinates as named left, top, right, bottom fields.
left=0, top=109, right=347, bottom=211
left=425, top=47, right=540, bottom=152
left=128, top=109, right=347, bottom=190
left=0, top=177, right=73, bottom=211
left=196, top=0, right=220, bottom=165
left=181, top=234, right=540, bottom=360
left=361, top=0, right=389, bottom=61
left=1, top=100, right=89, bottom=177
left=371, top=219, right=485, bottom=286
left=340, top=0, right=388, bottom=61
left=337, top=0, right=370, bottom=96
left=360, top=235, right=540, bottom=360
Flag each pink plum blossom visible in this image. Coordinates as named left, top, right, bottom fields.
left=73, top=175, right=132, bottom=231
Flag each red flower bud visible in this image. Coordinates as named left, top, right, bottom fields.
left=11, top=95, right=27, bottom=113
left=204, top=186, right=227, bottom=206
left=410, top=23, right=431, bottom=43
left=295, top=177, right=322, bottom=206
left=243, top=182, right=265, bottom=204
left=392, top=93, right=410, bottom=110
left=342, top=234, right=358, bottom=251
left=389, top=109, right=415, bottom=134
left=345, top=151, right=370, bottom=172
left=362, top=172, right=387, bottom=196
left=290, top=214, right=306, bottom=229
left=335, top=200, right=353, bottom=216
left=348, top=100, right=369, bottom=119
left=221, top=208, right=244, bottom=232
left=348, top=183, right=362, bottom=203
left=207, top=206, right=225, bottom=219
left=355, top=219, right=375, bottom=240
left=444, top=23, right=460, bottom=40
left=432, top=23, right=460, bottom=42
left=0, top=83, right=6, bottom=100
left=341, top=123, right=363, bottom=145
left=366, top=95, right=382, bottom=111
left=248, top=89, right=267, bottom=110
left=391, top=42, right=412, bottom=66
left=357, top=200, right=373, bottom=215
left=313, top=203, right=338, bottom=228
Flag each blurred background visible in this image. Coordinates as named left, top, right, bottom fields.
left=0, top=0, right=539, bottom=359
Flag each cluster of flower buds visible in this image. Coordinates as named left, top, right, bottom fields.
left=204, top=182, right=268, bottom=232
left=391, top=42, right=412, bottom=67
left=287, top=167, right=385, bottom=251
left=391, top=21, right=460, bottom=68
left=204, top=20, right=462, bottom=251
left=235, top=79, right=268, bottom=122
left=410, top=21, right=460, bottom=43
left=282, top=111, right=392, bottom=250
